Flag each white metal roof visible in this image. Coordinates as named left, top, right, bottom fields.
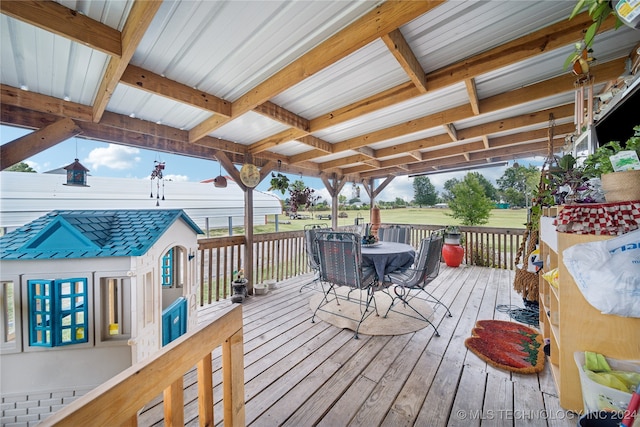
left=1, top=0, right=639, bottom=182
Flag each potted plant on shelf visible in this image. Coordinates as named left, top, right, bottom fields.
left=268, top=172, right=290, bottom=195
left=582, top=125, right=640, bottom=202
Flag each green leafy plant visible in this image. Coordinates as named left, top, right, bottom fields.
left=583, top=125, right=640, bottom=177
left=564, top=0, right=624, bottom=71
left=268, top=172, right=289, bottom=194
left=288, top=179, right=318, bottom=213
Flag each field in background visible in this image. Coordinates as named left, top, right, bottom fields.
left=204, top=208, right=528, bottom=237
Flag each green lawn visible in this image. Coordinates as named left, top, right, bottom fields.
left=205, top=208, right=528, bottom=237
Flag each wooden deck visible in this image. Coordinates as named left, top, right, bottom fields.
left=140, top=265, right=579, bottom=426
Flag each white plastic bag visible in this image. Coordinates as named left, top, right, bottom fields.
left=563, top=228, right=640, bottom=318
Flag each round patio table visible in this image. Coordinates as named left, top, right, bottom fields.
left=361, top=241, right=415, bottom=282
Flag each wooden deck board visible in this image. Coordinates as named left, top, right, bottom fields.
left=140, top=265, right=576, bottom=427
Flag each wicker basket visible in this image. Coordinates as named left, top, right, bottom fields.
left=601, top=170, right=640, bottom=202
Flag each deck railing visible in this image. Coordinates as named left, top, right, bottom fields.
left=197, top=224, right=524, bottom=306
left=39, top=305, right=245, bottom=427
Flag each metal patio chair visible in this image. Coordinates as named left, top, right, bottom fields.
left=378, top=224, right=412, bottom=245
left=383, top=230, right=451, bottom=337
left=300, top=223, right=330, bottom=293
left=311, top=231, right=378, bottom=339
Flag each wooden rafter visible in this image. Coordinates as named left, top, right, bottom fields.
left=120, top=65, right=231, bottom=118
left=0, top=0, right=121, bottom=57
left=92, top=0, right=161, bottom=122
left=188, top=1, right=442, bottom=143
left=381, top=29, right=427, bottom=93
left=465, top=78, right=480, bottom=115
left=1, top=117, right=82, bottom=170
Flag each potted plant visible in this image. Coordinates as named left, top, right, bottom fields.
left=444, top=225, right=463, bottom=245
left=231, top=269, right=247, bottom=303
left=582, top=125, right=640, bottom=202
left=442, top=226, right=465, bottom=267
left=288, top=179, right=317, bottom=213
left=268, top=173, right=289, bottom=195
left=564, top=0, right=625, bottom=73
left=361, top=223, right=377, bottom=246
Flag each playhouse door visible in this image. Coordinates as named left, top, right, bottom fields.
left=162, top=297, right=187, bottom=346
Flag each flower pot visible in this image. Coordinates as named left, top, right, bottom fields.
left=442, top=243, right=464, bottom=267
left=444, top=233, right=461, bottom=245
left=254, top=284, right=268, bottom=295
left=601, top=170, right=640, bottom=202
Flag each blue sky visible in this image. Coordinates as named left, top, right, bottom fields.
left=1, top=124, right=540, bottom=204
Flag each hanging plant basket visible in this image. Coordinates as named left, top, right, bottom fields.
left=288, top=185, right=316, bottom=213
left=268, top=173, right=289, bottom=195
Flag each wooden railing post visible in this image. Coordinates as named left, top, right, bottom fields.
left=163, top=377, right=184, bottom=426
left=197, top=355, right=214, bottom=426
left=223, top=328, right=245, bottom=427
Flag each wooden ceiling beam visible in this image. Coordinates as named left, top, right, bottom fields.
left=488, top=123, right=575, bottom=149
left=120, top=65, right=231, bottom=117
left=1, top=117, right=82, bottom=170
left=443, top=123, right=458, bottom=141
left=457, top=104, right=574, bottom=140
left=248, top=128, right=309, bottom=154
left=468, top=140, right=547, bottom=161
left=289, top=148, right=328, bottom=164
left=381, top=29, right=427, bottom=93
left=334, top=104, right=473, bottom=152
left=0, top=0, right=121, bottom=57
left=332, top=58, right=621, bottom=156
left=1, top=84, right=93, bottom=122
left=311, top=11, right=604, bottom=131
left=320, top=154, right=371, bottom=170
left=253, top=101, right=310, bottom=131
left=297, top=135, right=333, bottom=153
left=465, top=78, right=480, bottom=115
left=188, top=1, right=442, bottom=142
left=408, top=150, right=423, bottom=161
left=92, top=1, right=161, bottom=123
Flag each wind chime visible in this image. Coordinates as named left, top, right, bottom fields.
left=150, top=160, right=165, bottom=206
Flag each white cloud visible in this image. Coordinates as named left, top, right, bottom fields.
left=24, top=160, right=40, bottom=172
left=84, top=144, right=141, bottom=171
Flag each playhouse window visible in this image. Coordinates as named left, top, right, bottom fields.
left=1, top=281, right=16, bottom=346
left=162, top=248, right=173, bottom=287
left=28, top=278, right=88, bottom=347
left=100, top=277, right=131, bottom=340
left=161, top=246, right=185, bottom=288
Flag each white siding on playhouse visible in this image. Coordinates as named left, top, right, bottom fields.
left=0, top=171, right=283, bottom=231
left=0, top=215, right=200, bottom=396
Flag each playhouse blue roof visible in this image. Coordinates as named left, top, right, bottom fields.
left=0, top=209, right=203, bottom=260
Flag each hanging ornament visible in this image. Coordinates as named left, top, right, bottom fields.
left=213, top=160, right=227, bottom=188
left=150, top=160, right=165, bottom=206
left=63, top=159, right=90, bottom=187
left=63, top=137, right=89, bottom=187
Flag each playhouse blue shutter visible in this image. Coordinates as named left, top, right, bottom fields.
left=28, top=278, right=88, bottom=347
left=28, top=280, right=53, bottom=347
left=162, top=248, right=173, bottom=287
left=55, top=278, right=88, bottom=346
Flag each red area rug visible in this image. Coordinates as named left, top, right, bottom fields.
left=464, top=320, right=544, bottom=374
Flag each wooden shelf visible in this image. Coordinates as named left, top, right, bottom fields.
left=538, top=214, right=640, bottom=413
